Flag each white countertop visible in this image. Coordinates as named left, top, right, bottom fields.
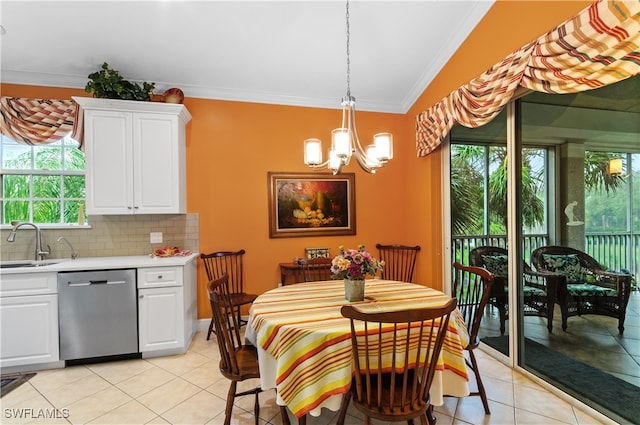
left=0, top=253, right=199, bottom=275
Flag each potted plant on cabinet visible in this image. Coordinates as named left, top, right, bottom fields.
left=85, top=62, right=155, bottom=101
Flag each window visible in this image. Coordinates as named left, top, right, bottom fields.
left=584, top=151, right=639, bottom=272
left=450, top=143, right=546, bottom=236
left=1, top=135, right=85, bottom=225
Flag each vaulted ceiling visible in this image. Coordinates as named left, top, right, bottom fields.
left=2, top=1, right=637, bottom=149
left=0, top=1, right=493, bottom=114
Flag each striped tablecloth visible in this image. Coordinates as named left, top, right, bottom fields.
left=248, top=279, right=470, bottom=418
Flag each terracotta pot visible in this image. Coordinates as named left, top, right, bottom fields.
left=163, top=88, right=184, bottom=104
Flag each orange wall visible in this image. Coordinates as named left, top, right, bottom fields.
left=1, top=0, right=591, bottom=319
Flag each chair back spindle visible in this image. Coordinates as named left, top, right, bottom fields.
left=451, top=262, right=494, bottom=348
left=451, top=261, right=494, bottom=414
left=200, top=249, right=257, bottom=340
left=208, top=273, right=243, bottom=376
left=340, top=299, right=456, bottom=423
left=376, top=243, right=421, bottom=282
left=297, top=257, right=333, bottom=282
left=201, top=250, right=246, bottom=296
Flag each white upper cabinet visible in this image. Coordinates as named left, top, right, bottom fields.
left=73, top=97, right=192, bottom=215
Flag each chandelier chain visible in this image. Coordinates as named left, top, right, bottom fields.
left=345, top=0, right=351, bottom=99
left=303, top=0, right=393, bottom=174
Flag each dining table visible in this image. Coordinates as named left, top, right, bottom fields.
left=246, top=279, right=471, bottom=419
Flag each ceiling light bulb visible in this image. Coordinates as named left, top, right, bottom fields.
left=332, top=128, right=351, bottom=158
left=374, top=133, right=393, bottom=161
left=366, top=144, right=381, bottom=170
left=304, top=138, right=323, bottom=166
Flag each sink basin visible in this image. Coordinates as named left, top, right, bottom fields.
left=0, top=260, right=66, bottom=269
left=0, top=262, right=36, bottom=269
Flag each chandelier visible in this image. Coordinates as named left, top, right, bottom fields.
left=303, top=0, right=393, bottom=175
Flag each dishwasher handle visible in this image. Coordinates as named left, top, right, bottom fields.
left=68, top=280, right=127, bottom=287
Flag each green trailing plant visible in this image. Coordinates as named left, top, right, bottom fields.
left=85, top=62, right=155, bottom=101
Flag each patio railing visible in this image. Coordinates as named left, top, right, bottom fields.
left=585, top=232, right=639, bottom=277
left=452, top=234, right=548, bottom=266
left=453, top=233, right=638, bottom=280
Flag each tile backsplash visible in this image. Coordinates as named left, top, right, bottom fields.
left=0, top=214, right=199, bottom=261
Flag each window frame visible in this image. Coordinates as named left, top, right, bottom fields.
left=1, top=135, right=86, bottom=226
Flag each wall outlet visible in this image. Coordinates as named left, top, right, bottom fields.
left=150, top=232, right=163, bottom=243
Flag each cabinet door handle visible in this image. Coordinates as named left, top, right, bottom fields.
left=134, top=206, right=139, bottom=209
left=157, top=275, right=163, bottom=279
left=139, top=295, right=144, bottom=299
left=128, top=206, right=133, bottom=210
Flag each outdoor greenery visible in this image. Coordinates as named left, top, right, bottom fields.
left=2, top=138, right=85, bottom=224
left=584, top=153, right=638, bottom=233
left=451, top=145, right=544, bottom=236
left=451, top=145, right=635, bottom=236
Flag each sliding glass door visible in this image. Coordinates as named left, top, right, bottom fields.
left=447, top=76, right=639, bottom=423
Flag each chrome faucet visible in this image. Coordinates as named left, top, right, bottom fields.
left=57, top=236, right=78, bottom=260
left=6, top=222, right=50, bottom=261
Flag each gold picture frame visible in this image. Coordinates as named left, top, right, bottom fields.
left=268, top=172, right=356, bottom=238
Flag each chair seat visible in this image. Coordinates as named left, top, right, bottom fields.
left=230, top=292, right=258, bottom=307
left=499, top=284, right=546, bottom=297
left=228, top=345, right=261, bottom=378
left=566, top=283, right=618, bottom=297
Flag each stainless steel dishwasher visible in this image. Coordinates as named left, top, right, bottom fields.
left=58, top=269, right=138, bottom=361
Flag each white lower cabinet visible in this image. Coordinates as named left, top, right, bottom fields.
left=137, top=261, right=196, bottom=357
left=138, top=286, right=184, bottom=352
left=0, top=273, right=59, bottom=369
left=0, top=255, right=197, bottom=369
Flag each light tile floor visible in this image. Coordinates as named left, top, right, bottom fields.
left=1, top=327, right=617, bottom=425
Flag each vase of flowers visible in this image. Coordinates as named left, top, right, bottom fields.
left=331, top=245, right=384, bottom=301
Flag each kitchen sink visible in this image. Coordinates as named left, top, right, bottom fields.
left=0, top=262, right=36, bottom=269
left=0, top=260, right=66, bottom=269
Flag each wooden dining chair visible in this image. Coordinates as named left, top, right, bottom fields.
left=209, top=272, right=289, bottom=425
left=451, top=262, right=495, bottom=414
left=297, top=257, right=333, bottom=282
left=375, top=244, right=421, bottom=282
left=338, top=298, right=457, bottom=425
left=201, top=249, right=257, bottom=340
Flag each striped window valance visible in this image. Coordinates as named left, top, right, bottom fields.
left=416, top=0, right=640, bottom=156
left=0, top=97, right=83, bottom=147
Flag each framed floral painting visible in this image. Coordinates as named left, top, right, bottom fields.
left=267, top=172, right=356, bottom=238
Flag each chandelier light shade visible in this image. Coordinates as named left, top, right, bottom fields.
left=303, top=0, right=393, bottom=175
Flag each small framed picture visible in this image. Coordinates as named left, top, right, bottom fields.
left=305, top=247, right=330, bottom=259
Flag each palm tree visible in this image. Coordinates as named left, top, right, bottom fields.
left=451, top=145, right=544, bottom=235
left=584, top=151, right=626, bottom=194
left=488, top=147, right=544, bottom=231
left=451, top=145, right=484, bottom=235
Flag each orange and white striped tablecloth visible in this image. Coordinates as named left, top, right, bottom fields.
left=248, top=279, right=470, bottom=418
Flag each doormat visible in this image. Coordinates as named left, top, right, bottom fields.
left=481, top=336, right=638, bottom=424
left=0, top=373, right=36, bottom=397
